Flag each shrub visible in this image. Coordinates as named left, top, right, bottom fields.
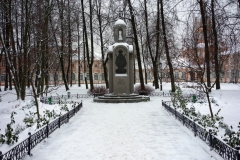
left=0, top=112, right=19, bottom=145
left=223, top=122, right=240, bottom=148
left=88, top=85, right=108, bottom=96
left=134, top=85, right=154, bottom=95
left=23, top=111, right=37, bottom=128
left=37, top=109, right=59, bottom=129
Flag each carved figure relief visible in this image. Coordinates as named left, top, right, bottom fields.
left=115, top=49, right=127, bottom=74
left=118, top=29, right=123, bottom=40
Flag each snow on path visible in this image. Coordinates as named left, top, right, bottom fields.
left=24, top=97, right=221, bottom=160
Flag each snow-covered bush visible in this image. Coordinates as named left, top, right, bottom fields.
left=14, top=124, right=26, bottom=135
left=88, top=85, right=108, bottom=96
left=23, top=111, right=37, bottom=128
left=197, top=109, right=224, bottom=135
left=171, top=85, right=189, bottom=113
left=223, top=122, right=240, bottom=148
left=134, top=85, right=154, bottom=95
left=37, top=109, right=59, bottom=129
left=171, top=85, right=224, bottom=136
left=0, top=112, right=19, bottom=145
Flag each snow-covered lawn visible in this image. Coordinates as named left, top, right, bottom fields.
left=23, top=97, right=221, bottom=160
left=0, top=83, right=239, bottom=159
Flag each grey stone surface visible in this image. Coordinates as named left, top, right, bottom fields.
left=108, top=19, right=134, bottom=95
left=94, top=19, right=149, bottom=103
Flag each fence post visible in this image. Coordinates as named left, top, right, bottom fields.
left=182, top=113, right=185, bottom=126
left=46, top=122, right=49, bottom=138
left=163, top=92, right=164, bottom=97
left=193, top=120, right=197, bottom=137
left=28, top=132, right=31, bottom=156
left=74, top=105, right=76, bottom=115
left=236, top=146, right=240, bottom=160
left=67, top=112, right=69, bottom=122
left=209, top=130, right=213, bottom=150
left=58, top=116, right=61, bottom=128
left=174, top=108, right=177, bottom=118
left=77, top=93, right=78, bottom=99
left=0, top=151, right=3, bottom=160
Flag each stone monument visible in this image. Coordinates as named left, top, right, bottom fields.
left=93, top=19, right=150, bottom=103
left=108, top=19, right=134, bottom=95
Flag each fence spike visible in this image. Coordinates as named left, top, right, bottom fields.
left=0, top=151, right=3, bottom=160
left=236, top=146, right=240, bottom=160
left=28, top=132, right=31, bottom=156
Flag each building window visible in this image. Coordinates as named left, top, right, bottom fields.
left=72, top=73, right=75, bottom=81
left=147, top=72, right=151, bottom=79
left=220, top=71, right=225, bottom=78
left=1, top=60, right=5, bottom=67
left=211, top=72, right=216, bottom=78
left=87, top=73, right=89, bottom=80
left=1, top=74, right=5, bottom=81
left=54, top=74, right=58, bottom=81
left=95, top=64, right=98, bottom=67
left=226, top=71, right=230, bottom=78
left=72, top=64, right=74, bottom=68
left=182, top=72, right=186, bottom=79
left=80, top=73, right=83, bottom=80
left=94, top=73, right=98, bottom=80
left=198, top=52, right=202, bottom=57
left=174, top=72, right=179, bottom=78
left=102, top=73, right=105, bottom=81
left=166, top=72, right=170, bottom=78
left=161, top=72, right=165, bottom=78
left=46, top=75, right=50, bottom=81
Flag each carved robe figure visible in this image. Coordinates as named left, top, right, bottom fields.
left=115, top=50, right=127, bottom=73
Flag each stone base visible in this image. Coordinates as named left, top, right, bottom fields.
left=93, top=93, right=150, bottom=103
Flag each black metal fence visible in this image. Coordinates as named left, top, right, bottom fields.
left=162, top=101, right=240, bottom=160
left=0, top=102, right=82, bottom=160
left=40, top=92, right=171, bottom=104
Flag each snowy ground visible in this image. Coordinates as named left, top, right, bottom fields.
left=24, top=97, right=221, bottom=160
left=0, top=82, right=239, bottom=159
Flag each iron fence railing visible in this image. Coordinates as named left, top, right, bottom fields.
left=40, top=92, right=171, bottom=104
left=162, top=101, right=240, bottom=160
left=0, top=102, right=82, bottom=160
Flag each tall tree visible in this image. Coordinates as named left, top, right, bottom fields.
left=81, top=0, right=91, bottom=89
left=199, top=0, right=211, bottom=92
left=160, top=0, right=175, bottom=92
left=127, top=0, right=145, bottom=90
left=88, top=0, right=94, bottom=90
left=95, top=0, right=109, bottom=88
left=143, top=0, right=159, bottom=89
left=211, top=0, right=220, bottom=89
left=56, top=0, right=69, bottom=91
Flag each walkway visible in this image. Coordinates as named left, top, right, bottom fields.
left=24, top=97, right=221, bottom=160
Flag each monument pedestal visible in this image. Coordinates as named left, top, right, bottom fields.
left=93, top=19, right=150, bottom=103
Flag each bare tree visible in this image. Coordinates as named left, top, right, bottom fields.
left=160, top=0, right=175, bottom=92
left=127, top=0, right=145, bottom=90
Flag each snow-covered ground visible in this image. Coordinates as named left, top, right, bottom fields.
left=24, top=97, right=222, bottom=160
left=0, top=82, right=239, bottom=159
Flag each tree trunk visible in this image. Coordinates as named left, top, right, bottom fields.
left=96, top=2, right=109, bottom=88
left=21, top=0, right=31, bottom=100
left=127, top=0, right=145, bottom=90
left=160, top=0, right=175, bottom=92
left=89, top=0, right=94, bottom=90
left=143, top=0, right=159, bottom=89
left=81, top=0, right=90, bottom=90
left=57, top=0, right=69, bottom=91
left=199, top=0, right=211, bottom=92
left=211, top=0, right=220, bottom=90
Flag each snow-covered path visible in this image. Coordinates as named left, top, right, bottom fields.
left=24, top=97, right=221, bottom=160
